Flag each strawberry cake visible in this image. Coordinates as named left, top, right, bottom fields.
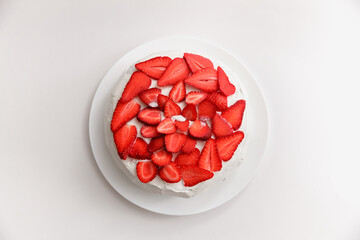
left=105, top=51, right=247, bottom=198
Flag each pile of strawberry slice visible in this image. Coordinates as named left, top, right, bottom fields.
left=111, top=53, right=246, bottom=187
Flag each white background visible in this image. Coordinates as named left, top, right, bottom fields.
left=1, top=0, right=359, bottom=239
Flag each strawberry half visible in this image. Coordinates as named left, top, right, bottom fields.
left=184, top=67, right=218, bottom=92
left=175, top=120, right=189, bottom=132
left=165, top=132, right=186, bottom=153
left=221, top=100, right=246, bottom=130
left=198, top=138, right=222, bottom=172
left=157, top=118, right=176, bottom=134
left=185, top=91, right=207, bottom=105
left=181, top=104, right=197, bottom=121
left=120, top=71, right=151, bottom=103
left=218, top=66, right=235, bottom=96
left=181, top=135, right=197, bottom=153
left=180, top=165, right=214, bottom=187
left=212, top=113, right=233, bottom=138
left=207, top=92, right=228, bottom=111
left=151, top=149, right=172, bottom=166
left=148, top=136, right=165, bottom=152
left=198, top=100, right=216, bottom=121
left=135, top=56, right=172, bottom=79
left=137, top=108, right=161, bottom=125
left=128, top=138, right=151, bottom=159
left=157, top=58, right=190, bottom=86
left=175, top=148, right=200, bottom=166
left=136, top=161, right=158, bottom=183
left=157, top=94, right=169, bottom=111
left=169, top=80, right=186, bottom=103
left=164, top=99, right=181, bottom=118
left=113, top=124, right=137, bottom=160
left=111, top=100, right=140, bottom=132
left=139, top=88, right=161, bottom=107
left=215, top=131, right=244, bottom=161
left=159, top=162, right=182, bottom=183
left=189, top=119, right=211, bottom=140
left=141, top=125, right=162, bottom=138
left=183, top=53, right=214, bottom=73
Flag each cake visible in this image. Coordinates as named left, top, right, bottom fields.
left=105, top=51, right=247, bottom=198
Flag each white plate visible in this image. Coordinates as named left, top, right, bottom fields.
left=89, top=36, right=268, bottom=216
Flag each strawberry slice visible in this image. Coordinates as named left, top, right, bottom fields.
left=111, top=100, right=140, bottom=132
left=185, top=91, right=207, bottom=105
left=164, top=99, right=181, bottom=118
left=215, top=131, right=244, bottom=161
left=156, top=118, right=176, bottom=134
left=135, top=56, right=172, bottom=79
left=184, top=67, right=218, bottom=92
left=180, top=165, right=214, bottom=187
left=148, top=136, right=165, bottom=152
left=175, top=148, right=200, bottom=166
left=159, top=162, right=182, bottom=183
left=139, top=88, right=161, bottom=107
left=169, top=81, right=186, bottom=103
left=198, top=100, right=216, bottom=121
left=151, top=149, right=172, bottom=166
left=218, top=66, right=235, bottom=96
left=181, top=135, right=197, bottom=153
left=157, top=94, right=169, bottom=110
left=181, top=104, right=197, bottom=121
left=212, top=113, right=233, bottom=138
left=113, top=124, right=137, bottom=159
left=189, top=119, right=211, bottom=140
left=157, top=58, right=190, bottom=86
left=137, top=108, right=161, bottom=125
left=165, top=133, right=186, bottom=153
left=221, top=100, right=246, bottom=130
left=120, top=71, right=151, bottom=103
left=140, top=125, right=161, bottom=138
left=207, top=92, right=227, bottom=111
left=136, top=161, right=158, bottom=183
left=183, top=53, right=214, bottom=73
left=198, top=138, right=222, bottom=172
left=175, top=120, right=189, bottom=132
left=129, top=138, right=151, bottom=159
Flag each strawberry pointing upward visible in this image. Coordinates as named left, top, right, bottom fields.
left=158, top=58, right=190, bottom=86
left=120, top=71, right=151, bottom=103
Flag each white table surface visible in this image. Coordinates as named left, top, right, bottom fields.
left=1, top=0, right=359, bottom=239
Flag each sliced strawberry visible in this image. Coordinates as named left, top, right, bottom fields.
left=157, top=94, right=169, bottom=111
left=156, top=118, right=176, bottom=134
left=113, top=124, right=137, bottom=159
left=198, top=100, right=216, bottom=121
left=120, top=71, right=151, bottom=103
left=180, top=165, right=214, bottom=187
left=175, top=120, right=189, bottom=132
left=111, top=100, right=140, bottom=132
left=151, top=149, right=172, bottom=166
left=175, top=148, right=200, bottom=166
left=185, top=91, right=207, bottom=105
left=181, top=104, right=197, bottom=121
left=183, top=53, right=214, bottom=73
left=189, top=119, right=211, bottom=140
left=221, top=100, right=246, bottom=130
left=139, top=88, right=161, bottom=107
left=218, top=66, right=235, bottom=96
left=148, top=136, right=165, bottom=152
left=165, top=132, right=186, bottom=153
left=129, top=138, right=151, bottom=159
left=137, top=108, right=161, bottom=125
left=215, top=131, right=244, bottom=161
left=207, top=92, right=227, bottom=111
left=157, top=58, right=190, bottom=86
left=181, top=135, right=197, bottom=153
left=169, top=80, right=186, bottom=103
left=135, top=56, right=172, bottom=79
left=136, top=161, right=158, bottom=183
left=159, top=162, right=182, bottom=183
left=140, top=125, right=161, bottom=138
left=184, top=67, right=218, bottom=92
left=164, top=99, right=181, bottom=118
left=198, top=138, right=222, bottom=172
left=212, top=113, right=233, bottom=138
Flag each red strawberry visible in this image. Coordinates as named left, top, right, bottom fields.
left=157, top=58, right=190, bottom=86
left=198, top=138, right=222, bottom=172
left=129, top=138, right=151, bottom=159
left=169, top=80, right=186, bottom=103
left=185, top=91, right=207, bottom=105
left=120, top=71, right=151, bottom=103
left=164, top=99, right=181, bottom=118
left=135, top=56, right=172, bottom=79
left=198, top=100, right=216, bottom=121
left=207, top=92, right=227, bottom=111
left=180, top=165, right=214, bottom=187
left=212, top=113, right=233, bottom=138
left=111, top=100, right=140, bottom=132
left=157, top=118, right=176, bottom=134
left=175, top=120, right=189, bottom=132
left=165, top=133, right=186, bottom=153
left=157, top=94, right=169, bottom=110
left=139, top=88, right=161, bottom=107
left=184, top=67, right=218, bottom=92
left=183, top=53, right=214, bottom=73
left=181, top=104, right=197, bottom=121
left=181, top=135, right=197, bottom=153
left=151, top=149, right=172, bottom=166
left=137, top=108, right=161, bottom=125
left=215, top=131, right=244, bottom=161
left=189, top=119, right=211, bottom=140
left=221, top=100, right=246, bottom=130
left=140, top=125, right=161, bottom=138
left=136, top=161, right=158, bottom=183
left=158, top=162, right=182, bottom=183
left=113, top=124, right=137, bottom=159
left=218, top=66, right=235, bottom=96
left=175, top=148, right=200, bottom=166
left=148, top=136, right=165, bottom=152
